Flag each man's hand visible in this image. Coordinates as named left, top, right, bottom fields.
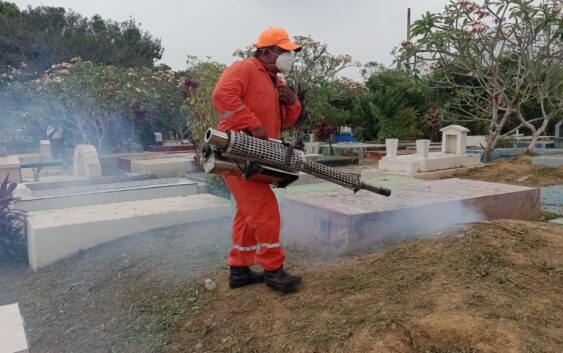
left=249, top=127, right=268, bottom=140
left=278, top=85, right=296, bottom=106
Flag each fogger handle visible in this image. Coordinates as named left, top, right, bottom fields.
left=361, top=183, right=392, bottom=197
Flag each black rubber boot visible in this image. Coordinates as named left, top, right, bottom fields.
left=264, top=267, right=302, bottom=292
left=229, top=266, right=265, bottom=289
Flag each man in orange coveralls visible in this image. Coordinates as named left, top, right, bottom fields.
left=213, top=27, right=303, bottom=292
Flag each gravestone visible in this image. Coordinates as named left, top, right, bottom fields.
left=416, top=139, right=430, bottom=158
left=555, top=120, right=562, bottom=139
left=385, top=139, right=399, bottom=157
left=154, top=132, right=163, bottom=146
left=73, top=144, right=101, bottom=178
left=555, top=120, right=563, bottom=148
left=39, top=140, right=51, bottom=160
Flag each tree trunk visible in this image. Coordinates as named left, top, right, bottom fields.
left=484, top=129, right=500, bottom=162
left=526, top=120, right=549, bottom=152
left=483, top=143, right=493, bottom=162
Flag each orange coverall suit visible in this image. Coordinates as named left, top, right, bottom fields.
left=213, top=57, right=301, bottom=271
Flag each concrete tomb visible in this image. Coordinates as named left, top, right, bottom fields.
left=379, top=125, right=481, bottom=174
left=532, top=155, right=563, bottom=168
left=280, top=178, right=540, bottom=254
left=26, top=194, right=231, bottom=270
left=16, top=177, right=200, bottom=212
left=0, top=155, right=22, bottom=183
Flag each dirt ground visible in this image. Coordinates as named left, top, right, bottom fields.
left=170, top=220, right=563, bottom=353
left=3, top=154, right=562, bottom=353
left=452, top=155, right=563, bottom=187
left=0, top=219, right=232, bottom=353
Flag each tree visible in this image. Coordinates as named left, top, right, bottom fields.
left=355, top=66, right=428, bottom=141
left=305, top=77, right=366, bottom=140
left=183, top=56, right=226, bottom=164
left=22, top=59, right=185, bottom=152
left=127, top=65, right=190, bottom=141
left=400, top=0, right=563, bottom=160
left=0, top=1, right=163, bottom=75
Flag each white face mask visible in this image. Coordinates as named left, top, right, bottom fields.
left=275, top=52, right=295, bottom=74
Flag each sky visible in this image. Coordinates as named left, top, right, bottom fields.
left=11, top=0, right=449, bottom=79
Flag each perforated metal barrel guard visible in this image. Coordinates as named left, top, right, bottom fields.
left=226, top=131, right=305, bottom=172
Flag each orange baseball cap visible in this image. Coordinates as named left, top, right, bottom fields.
left=254, top=27, right=301, bottom=52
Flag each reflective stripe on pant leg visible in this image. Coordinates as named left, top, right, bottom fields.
left=246, top=186, right=284, bottom=271
left=225, top=179, right=257, bottom=267
left=224, top=176, right=285, bottom=271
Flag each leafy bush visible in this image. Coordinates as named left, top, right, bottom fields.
left=496, top=138, right=514, bottom=148
left=0, top=175, right=28, bottom=264
left=378, top=107, right=423, bottom=141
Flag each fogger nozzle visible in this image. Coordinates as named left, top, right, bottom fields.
left=204, top=128, right=391, bottom=197
left=205, top=129, right=230, bottom=149
left=361, top=182, right=392, bottom=197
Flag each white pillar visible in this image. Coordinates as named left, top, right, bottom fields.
left=385, top=139, right=399, bottom=157
left=416, top=139, right=430, bottom=158
left=40, top=140, right=51, bottom=160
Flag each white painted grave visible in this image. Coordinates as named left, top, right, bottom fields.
left=379, top=125, right=481, bottom=174
left=0, top=303, right=29, bottom=353
left=27, top=194, right=231, bottom=270
left=441, top=125, right=469, bottom=154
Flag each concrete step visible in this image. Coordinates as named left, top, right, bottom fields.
left=0, top=303, right=29, bottom=353
left=27, top=194, right=231, bottom=270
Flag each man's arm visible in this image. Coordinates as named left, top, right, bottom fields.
left=213, top=61, right=263, bottom=134
left=278, top=83, right=301, bottom=129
